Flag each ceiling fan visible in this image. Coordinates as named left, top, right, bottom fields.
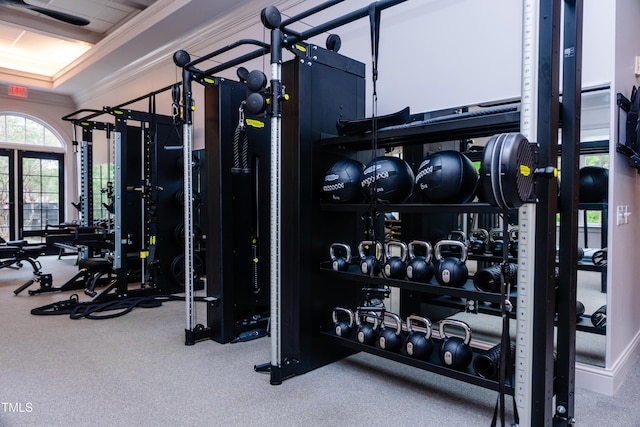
left=0, top=0, right=90, bottom=26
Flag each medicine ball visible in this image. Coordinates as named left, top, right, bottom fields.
left=321, top=158, right=365, bottom=203
left=361, top=156, right=414, bottom=203
left=579, top=166, right=608, bottom=203
left=415, top=151, right=478, bottom=203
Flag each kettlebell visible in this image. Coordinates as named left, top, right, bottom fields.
left=332, top=307, right=355, bottom=338
left=355, top=309, right=381, bottom=345
left=489, top=228, right=504, bottom=256
left=358, top=240, right=384, bottom=277
left=468, top=228, right=489, bottom=255
left=330, top=243, right=352, bottom=272
left=439, top=319, right=473, bottom=370
left=405, top=240, right=434, bottom=283
left=404, top=315, right=433, bottom=359
left=377, top=312, right=404, bottom=352
left=384, top=241, right=408, bottom=279
left=434, top=240, right=468, bottom=288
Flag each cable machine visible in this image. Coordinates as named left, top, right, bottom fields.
left=173, top=39, right=271, bottom=344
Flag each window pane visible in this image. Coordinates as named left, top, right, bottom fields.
left=22, top=158, right=40, bottom=175
left=44, top=128, right=61, bottom=147
left=25, top=119, right=44, bottom=145
left=0, top=116, right=5, bottom=140
left=6, top=116, right=25, bottom=143
left=42, top=177, right=59, bottom=193
left=41, top=159, right=59, bottom=176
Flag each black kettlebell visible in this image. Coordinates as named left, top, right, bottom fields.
left=384, top=241, right=408, bottom=279
left=434, top=240, right=468, bottom=288
left=439, top=319, right=473, bottom=370
left=332, top=307, right=355, bottom=338
left=377, top=312, right=404, bottom=352
left=489, top=228, right=504, bottom=256
left=405, top=240, right=434, bottom=283
left=330, top=243, right=352, bottom=272
left=404, top=315, right=433, bottom=359
left=468, top=228, right=489, bottom=255
left=358, top=240, right=383, bottom=277
left=355, top=309, right=381, bottom=345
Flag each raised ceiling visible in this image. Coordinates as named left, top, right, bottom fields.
left=0, top=0, right=259, bottom=97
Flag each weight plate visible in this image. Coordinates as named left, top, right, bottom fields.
left=497, top=133, right=535, bottom=209
left=481, top=133, right=535, bottom=209
left=169, top=254, right=204, bottom=286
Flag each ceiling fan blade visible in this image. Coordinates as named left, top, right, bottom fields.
left=21, top=3, right=90, bottom=26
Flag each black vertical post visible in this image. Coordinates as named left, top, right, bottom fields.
left=532, top=0, right=561, bottom=425
left=555, top=0, right=582, bottom=425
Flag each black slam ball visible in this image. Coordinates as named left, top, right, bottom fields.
left=322, top=159, right=365, bottom=203
left=579, top=166, right=608, bottom=203
left=415, top=151, right=478, bottom=203
left=361, top=156, right=415, bottom=203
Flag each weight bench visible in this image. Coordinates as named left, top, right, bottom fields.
left=0, top=238, right=51, bottom=295
left=1, top=238, right=46, bottom=275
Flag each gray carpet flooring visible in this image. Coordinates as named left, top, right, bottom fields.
left=0, top=255, right=637, bottom=427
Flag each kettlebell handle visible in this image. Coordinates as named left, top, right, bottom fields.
left=489, top=228, right=504, bottom=242
left=448, top=230, right=467, bottom=244
left=330, top=243, right=352, bottom=263
left=354, top=308, right=382, bottom=328
left=358, top=240, right=384, bottom=261
left=406, top=314, right=432, bottom=339
left=434, top=239, right=468, bottom=262
left=408, top=240, right=433, bottom=263
left=470, top=228, right=489, bottom=244
left=439, top=318, right=472, bottom=345
left=332, top=307, right=354, bottom=327
left=385, top=240, right=408, bottom=262
left=381, top=311, right=403, bottom=334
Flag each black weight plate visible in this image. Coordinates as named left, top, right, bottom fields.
left=480, top=133, right=506, bottom=208
left=170, top=254, right=204, bottom=286
left=496, top=133, right=535, bottom=209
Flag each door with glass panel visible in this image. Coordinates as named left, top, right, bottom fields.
left=18, top=152, right=64, bottom=243
left=0, top=149, right=14, bottom=241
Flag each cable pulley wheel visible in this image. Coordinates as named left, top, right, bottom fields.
left=480, top=133, right=535, bottom=209
left=170, top=254, right=204, bottom=286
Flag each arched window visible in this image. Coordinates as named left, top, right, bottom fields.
left=0, top=113, right=64, bottom=149
left=0, top=113, right=65, bottom=242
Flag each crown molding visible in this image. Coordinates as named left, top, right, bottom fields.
left=72, top=0, right=306, bottom=107
left=53, top=0, right=192, bottom=87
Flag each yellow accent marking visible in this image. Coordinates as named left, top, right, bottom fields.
left=246, top=119, right=265, bottom=128
left=203, top=78, right=215, bottom=84
left=253, top=258, right=259, bottom=263
left=149, top=236, right=156, bottom=245
left=140, top=251, right=149, bottom=259
left=113, top=110, right=124, bottom=115
left=295, top=44, right=307, bottom=52
left=520, top=165, right=531, bottom=177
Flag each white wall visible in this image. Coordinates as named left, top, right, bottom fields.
left=607, top=0, right=640, bottom=387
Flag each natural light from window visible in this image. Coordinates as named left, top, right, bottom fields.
left=0, top=113, right=63, bottom=147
